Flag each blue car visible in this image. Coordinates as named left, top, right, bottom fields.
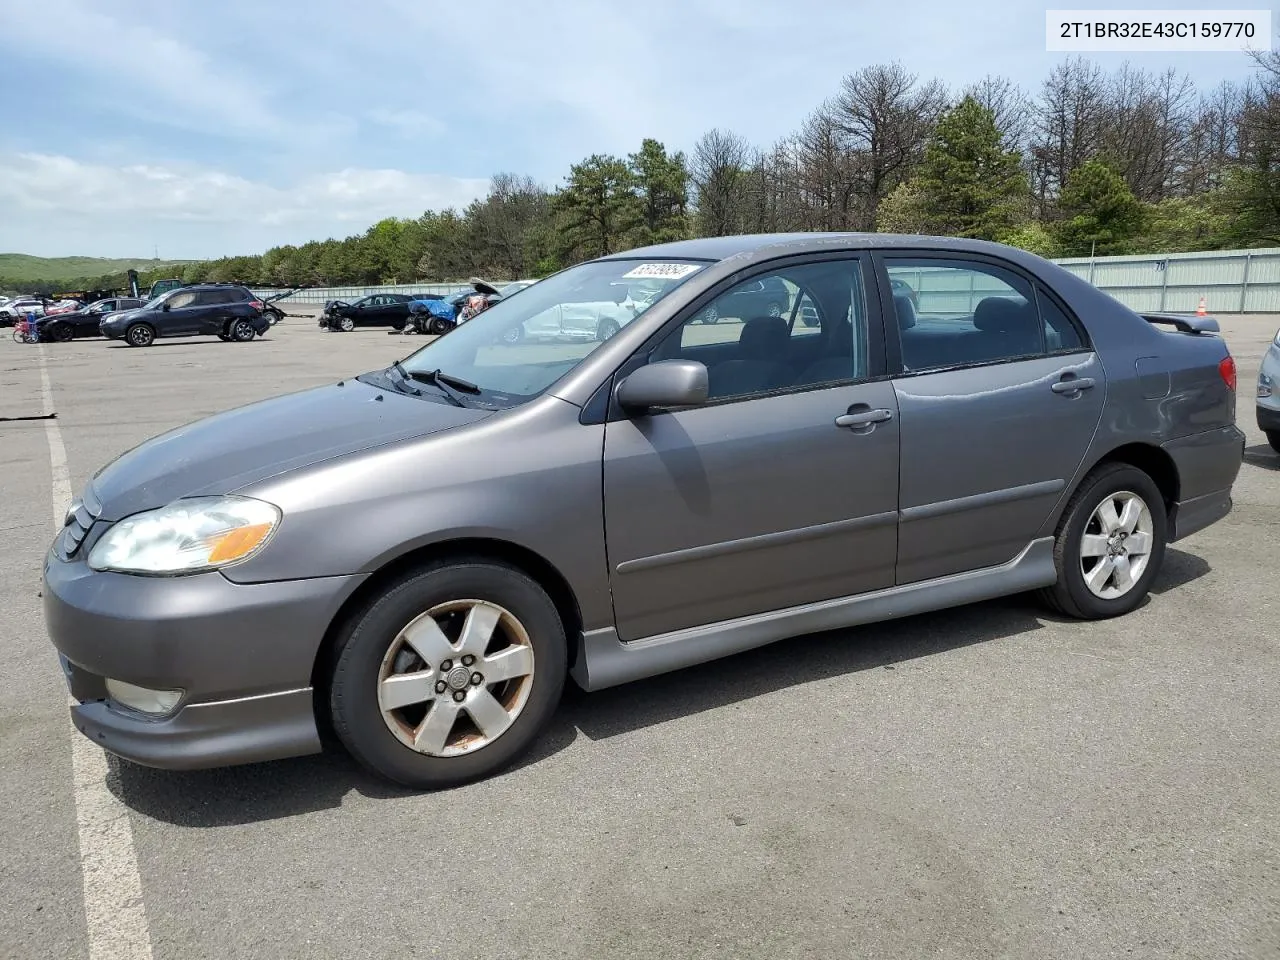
left=404, top=296, right=459, bottom=335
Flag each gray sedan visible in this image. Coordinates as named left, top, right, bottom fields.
left=43, top=234, right=1245, bottom=789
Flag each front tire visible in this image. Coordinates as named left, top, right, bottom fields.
left=329, top=560, right=567, bottom=789
left=338, top=316, right=355, bottom=332
left=125, top=322, right=155, bottom=347
left=49, top=323, right=74, bottom=343
left=430, top=316, right=451, bottom=336
left=1038, top=462, right=1167, bottom=620
left=1267, top=430, right=1280, bottom=454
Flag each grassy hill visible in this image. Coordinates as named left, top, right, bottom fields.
left=0, top=254, right=193, bottom=284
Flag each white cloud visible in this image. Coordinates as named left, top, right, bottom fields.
left=0, top=0, right=283, bottom=138
left=0, top=153, right=491, bottom=258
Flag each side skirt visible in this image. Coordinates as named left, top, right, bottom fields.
left=571, top=537, right=1056, bottom=692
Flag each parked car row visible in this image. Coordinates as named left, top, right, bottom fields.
left=11, top=284, right=275, bottom=346
left=318, top=280, right=541, bottom=334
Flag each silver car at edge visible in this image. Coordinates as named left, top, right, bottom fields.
left=1257, top=322, right=1280, bottom=452
left=43, top=233, right=1245, bottom=789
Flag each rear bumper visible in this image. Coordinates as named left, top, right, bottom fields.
left=1160, top=424, right=1244, bottom=542
left=1169, top=489, right=1232, bottom=542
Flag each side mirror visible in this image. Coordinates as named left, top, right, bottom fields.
left=161, top=302, right=171, bottom=312
left=616, top=360, right=709, bottom=413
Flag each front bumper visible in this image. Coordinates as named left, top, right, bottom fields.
left=64, top=660, right=319, bottom=771
left=1258, top=403, right=1280, bottom=434
left=43, top=551, right=364, bottom=769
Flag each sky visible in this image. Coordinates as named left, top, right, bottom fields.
left=0, top=0, right=1267, bottom=260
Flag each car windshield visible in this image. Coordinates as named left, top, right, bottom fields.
left=395, top=259, right=704, bottom=406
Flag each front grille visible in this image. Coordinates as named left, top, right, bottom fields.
left=57, top=499, right=99, bottom=560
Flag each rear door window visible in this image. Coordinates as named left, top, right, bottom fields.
left=884, top=258, right=1045, bottom=372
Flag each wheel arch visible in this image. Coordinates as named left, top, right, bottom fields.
left=1089, top=442, right=1180, bottom=514
left=310, top=536, right=585, bottom=724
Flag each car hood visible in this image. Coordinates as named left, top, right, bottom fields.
left=87, top=378, right=492, bottom=521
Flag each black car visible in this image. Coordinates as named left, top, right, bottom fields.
left=318, top=293, right=431, bottom=331
left=99, top=284, right=268, bottom=347
left=37, top=297, right=146, bottom=342
left=697, top=275, right=791, bottom=323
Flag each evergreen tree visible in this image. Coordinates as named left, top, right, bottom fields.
left=1055, top=159, right=1145, bottom=255
left=915, top=96, right=1028, bottom=240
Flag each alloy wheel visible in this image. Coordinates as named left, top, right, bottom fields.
left=376, top=600, right=536, bottom=757
left=1079, top=490, right=1154, bottom=600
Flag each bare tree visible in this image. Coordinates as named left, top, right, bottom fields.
left=1031, top=57, right=1108, bottom=213
left=1182, top=81, right=1243, bottom=193
left=833, top=62, right=948, bottom=228
left=964, top=75, right=1031, bottom=152
left=1098, top=65, right=1196, bottom=201
left=690, top=128, right=752, bottom=236
left=467, top=172, right=551, bottom=276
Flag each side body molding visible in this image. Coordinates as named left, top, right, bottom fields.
left=572, top=537, right=1056, bottom=691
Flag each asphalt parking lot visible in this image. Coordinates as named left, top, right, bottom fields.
left=1, top=313, right=1277, bottom=960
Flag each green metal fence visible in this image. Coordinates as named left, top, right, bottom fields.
left=1053, top=248, right=1280, bottom=314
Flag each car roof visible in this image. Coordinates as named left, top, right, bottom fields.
left=596, top=232, right=1045, bottom=264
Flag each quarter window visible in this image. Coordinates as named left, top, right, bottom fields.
left=655, top=260, right=870, bottom=401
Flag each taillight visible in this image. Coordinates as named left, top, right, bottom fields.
left=250, top=300, right=264, bottom=311
left=1218, top=356, right=1236, bottom=391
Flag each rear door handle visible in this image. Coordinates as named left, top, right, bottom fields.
left=1051, top=377, right=1096, bottom=394
left=835, top=408, right=893, bottom=428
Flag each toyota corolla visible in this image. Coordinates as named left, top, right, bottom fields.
left=44, top=234, right=1244, bottom=789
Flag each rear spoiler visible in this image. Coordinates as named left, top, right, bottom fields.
left=1141, top=312, right=1220, bottom=335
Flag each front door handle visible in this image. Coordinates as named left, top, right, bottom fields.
left=835, top=408, right=893, bottom=429
left=1051, top=376, right=1096, bottom=395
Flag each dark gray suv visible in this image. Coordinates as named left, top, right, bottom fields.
left=43, top=234, right=1245, bottom=789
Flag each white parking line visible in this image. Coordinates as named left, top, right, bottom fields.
left=38, top=348, right=154, bottom=960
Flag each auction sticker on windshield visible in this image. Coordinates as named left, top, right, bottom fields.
left=622, top=263, right=703, bottom=280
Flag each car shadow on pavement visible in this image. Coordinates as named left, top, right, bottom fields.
left=1243, top=443, right=1279, bottom=470
left=108, top=547, right=1212, bottom=826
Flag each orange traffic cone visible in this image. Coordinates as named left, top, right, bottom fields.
left=1196, top=296, right=1207, bottom=316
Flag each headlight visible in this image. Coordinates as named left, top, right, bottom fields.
left=1273, top=328, right=1280, bottom=348
left=87, top=496, right=280, bottom=575
left=63, top=497, right=82, bottom=526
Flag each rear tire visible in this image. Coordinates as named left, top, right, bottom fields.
left=230, top=318, right=257, bottom=342
left=1037, top=462, right=1167, bottom=620
left=1267, top=430, right=1280, bottom=454
left=125, top=323, right=155, bottom=347
left=329, top=560, right=566, bottom=789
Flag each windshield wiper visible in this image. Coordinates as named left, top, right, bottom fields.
left=386, top=360, right=421, bottom=396
left=406, top=368, right=480, bottom=408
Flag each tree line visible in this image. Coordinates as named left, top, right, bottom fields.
left=10, top=51, right=1280, bottom=295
